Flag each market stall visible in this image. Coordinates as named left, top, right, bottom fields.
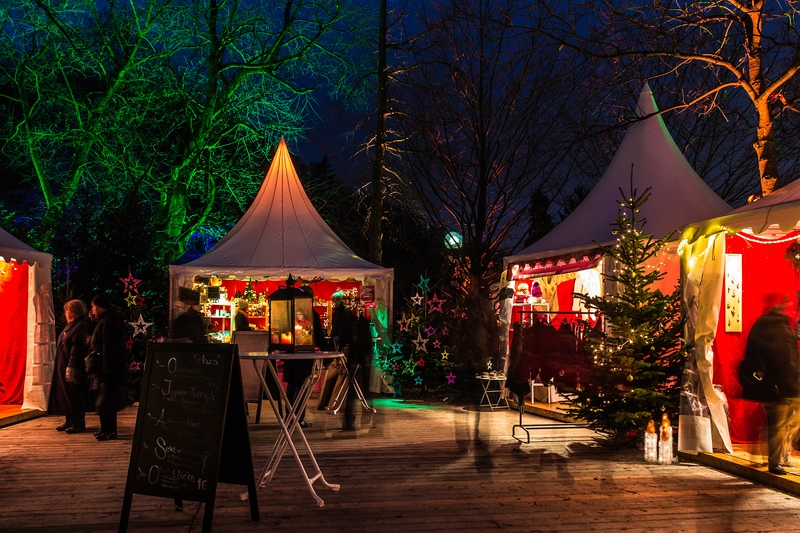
left=679, top=178, right=800, bottom=455
left=169, top=139, right=394, bottom=393
left=502, top=83, right=730, bottom=393
left=0, top=227, right=56, bottom=409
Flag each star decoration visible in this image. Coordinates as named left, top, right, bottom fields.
left=441, top=349, right=449, bottom=361
left=125, top=292, right=137, bottom=307
left=392, top=362, right=400, bottom=371
left=417, top=358, right=426, bottom=367
left=425, top=324, right=437, bottom=337
left=416, top=275, right=430, bottom=293
left=119, top=270, right=141, bottom=293
left=434, top=358, right=440, bottom=367
left=130, top=314, right=152, bottom=336
left=393, top=386, right=403, bottom=398
left=451, top=304, right=461, bottom=318
left=441, top=326, right=449, bottom=336
left=125, top=337, right=134, bottom=350
left=414, top=375, right=424, bottom=385
left=404, top=359, right=416, bottom=374
left=398, top=313, right=411, bottom=332
left=134, top=295, right=145, bottom=306
left=427, top=292, right=445, bottom=313
left=432, top=339, right=441, bottom=349
left=410, top=292, right=424, bottom=306
left=412, top=330, right=429, bottom=354
left=446, top=372, right=456, bottom=384
left=486, top=360, right=493, bottom=370
left=391, top=342, right=403, bottom=354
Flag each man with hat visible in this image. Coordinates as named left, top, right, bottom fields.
left=88, top=293, right=127, bottom=441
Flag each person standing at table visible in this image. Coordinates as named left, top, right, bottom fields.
left=330, top=292, right=357, bottom=429
left=88, top=293, right=127, bottom=441
left=48, top=299, right=91, bottom=434
left=283, top=287, right=327, bottom=428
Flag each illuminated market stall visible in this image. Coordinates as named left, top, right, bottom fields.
left=0, top=227, right=55, bottom=409
left=169, top=139, right=394, bottom=392
left=679, top=179, right=800, bottom=455
left=502, top=83, right=730, bottom=396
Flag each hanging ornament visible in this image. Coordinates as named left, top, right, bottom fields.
left=785, top=239, right=800, bottom=271
left=644, top=419, right=658, bottom=463
left=626, top=373, right=634, bottom=382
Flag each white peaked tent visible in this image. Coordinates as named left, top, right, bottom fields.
left=506, top=82, right=731, bottom=271
left=169, top=138, right=394, bottom=335
left=0, top=227, right=55, bottom=409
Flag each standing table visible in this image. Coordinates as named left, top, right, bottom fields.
left=239, top=351, right=344, bottom=507
left=477, top=374, right=509, bottom=411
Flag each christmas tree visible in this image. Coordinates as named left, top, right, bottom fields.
left=565, top=185, right=688, bottom=438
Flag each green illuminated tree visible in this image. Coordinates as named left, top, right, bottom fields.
left=567, top=184, right=688, bottom=438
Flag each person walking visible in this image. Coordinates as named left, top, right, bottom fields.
left=48, top=299, right=91, bottom=434
left=88, top=293, right=127, bottom=441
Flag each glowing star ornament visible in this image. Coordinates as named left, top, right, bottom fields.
left=440, top=349, right=449, bottom=361
left=130, top=314, right=152, bottom=336
left=441, top=326, right=449, bottom=336
left=425, top=324, right=437, bottom=337
left=410, top=292, right=424, bottom=306
left=412, top=330, right=429, bottom=354
left=398, top=313, right=411, bottom=332
left=432, top=339, right=441, bottom=349
left=417, top=358, right=426, bottom=367
left=446, top=372, right=456, bottom=384
left=119, top=269, right=141, bottom=293
left=125, top=337, right=134, bottom=350
left=416, top=275, right=430, bottom=293
left=427, top=293, right=445, bottom=313
left=451, top=305, right=461, bottom=318
left=391, top=342, right=403, bottom=354
left=414, top=375, right=424, bottom=385
left=125, top=292, right=137, bottom=307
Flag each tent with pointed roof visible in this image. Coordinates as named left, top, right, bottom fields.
left=0, top=227, right=56, bottom=410
left=169, top=139, right=394, bottom=373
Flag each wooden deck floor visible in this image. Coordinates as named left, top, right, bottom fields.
left=2, top=398, right=800, bottom=532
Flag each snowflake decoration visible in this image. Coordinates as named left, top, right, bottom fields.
left=130, top=314, right=152, bottom=336
left=446, top=372, right=457, bottom=384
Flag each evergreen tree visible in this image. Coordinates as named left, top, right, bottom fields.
left=566, top=185, right=688, bottom=438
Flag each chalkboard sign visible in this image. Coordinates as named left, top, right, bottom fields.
left=119, top=343, right=259, bottom=532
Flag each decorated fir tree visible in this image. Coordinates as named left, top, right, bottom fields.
left=566, top=185, right=688, bottom=438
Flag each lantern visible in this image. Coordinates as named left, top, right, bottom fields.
left=268, top=274, right=314, bottom=353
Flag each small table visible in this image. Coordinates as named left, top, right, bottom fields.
left=477, top=375, right=509, bottom=411
left=239, top=351, right=344, bottom=507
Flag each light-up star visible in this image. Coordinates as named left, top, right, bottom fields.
left=451, top=304, right=461, bottom=318
left=446, top=372, right=456, bottom=384
left=441, top=349, right=449, bottom=361
left=434, top=358, right=440, bottom=367
left=417, top=358, right=426, bottom=367
left=392, top=362, right=400, bottom=371
left=125, top=337, right=134, bottom=350
left=404, top=359, right=416, bottom=374
left=125, top=292, right=137, bottom=307
left=119, top=270, right=141, bottom=293
left=412, top=330, right=429, bottom=354
left=414, top=375, right=424, bottom=385
left=427, top=292, right=445, bottom=313
left=425, top=324, right=437, bottom=337
left=391, top=342, right=403, bottom=354
left=410, top=292, right=424, bottom=306
left=416, top=275, right=430, bottom=293
left=486, top=360, right=493, bottom=370
left=441, top=326, right=449, bottom=336
left=134, top=295, right=145, bottom=306
left=130, top=314, right=152, bottom=336
left=393, top=386, right=403, bottom=398
left=398, top=313, right=411, bottom=332
left=432, top=339, right=441, bottom=349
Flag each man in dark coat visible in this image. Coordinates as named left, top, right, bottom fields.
left=170, top=304, right=207, bottom=343
left=89, top=293, right=127, bottom=441
left=743, top=300, right=800, bottom=474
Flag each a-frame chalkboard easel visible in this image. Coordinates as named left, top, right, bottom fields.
left=119, top=343, right=259, bottom=532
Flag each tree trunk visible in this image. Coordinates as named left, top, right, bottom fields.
left=368, top=0, right=387, bottom=265
left=754, top=100, right=779, bottom=196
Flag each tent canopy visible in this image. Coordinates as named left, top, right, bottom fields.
left=0, top=227, right=52, bottom=270
left=505, top=82, right=731, bottom=269
left=683, top=177, right=800, bottom=243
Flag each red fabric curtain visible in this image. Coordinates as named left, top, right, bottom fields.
left=0, top=261, right=29, bottom=405
left=714, top=234, right=800, bottom=443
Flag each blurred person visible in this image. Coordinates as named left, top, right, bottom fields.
left=170, top=301, right=207, bottom=343
left=48, top=299, right=91, bottom=434
left=235, top=299, right=251, bottom=331
left=742, top=298, right=800, bottom=474
left=329, top=291, right=356, bottom=429
left=88, top=293, right=127, bottom=441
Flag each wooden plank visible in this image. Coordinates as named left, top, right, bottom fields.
left=1, top=399, right=800, bottom=532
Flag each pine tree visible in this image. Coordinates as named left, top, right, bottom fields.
left=566, top=185, right=688, bottom=438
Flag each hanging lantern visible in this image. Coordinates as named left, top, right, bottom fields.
left=267, top=274, right=314, bottom=353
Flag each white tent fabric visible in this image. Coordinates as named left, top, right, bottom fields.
left=505, top=82, right=731, bottom=267
left=0, top=227, right=56, bottom=410
left=169, top=139, right=394, bottom=366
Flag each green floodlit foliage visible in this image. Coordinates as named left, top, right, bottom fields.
left=564, top=184, right=689, bottom=439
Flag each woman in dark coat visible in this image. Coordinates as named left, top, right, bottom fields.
left=88, top=293, right=127, bottom=441
left=48, top=299, right=90, bottom=433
